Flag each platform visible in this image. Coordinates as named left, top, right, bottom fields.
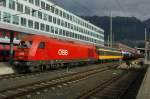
left=0, top=62, right=14, bottom=75
left=136, top=64, right=150, bottom=99
left=144, top=61, right=150, bottom=65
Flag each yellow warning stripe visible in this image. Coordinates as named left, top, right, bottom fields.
left=99, top=56, right=123, bottom=60
left=98, top=49, right=121, bottom=53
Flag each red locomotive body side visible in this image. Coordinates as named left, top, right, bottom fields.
left=15, top=35, right=98, bottom=63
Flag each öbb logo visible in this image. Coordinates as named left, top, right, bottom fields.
left=58, top=49, right=69, bottom=56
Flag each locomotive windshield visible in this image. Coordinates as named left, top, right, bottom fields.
left=19, top=41, right=32, bottom=48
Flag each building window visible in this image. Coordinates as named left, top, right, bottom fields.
left=32, top=9, right=37, bottom=17
left=55, top=27, right=58, bottom=34
left=34, top=21, right=39, bottom=30
left=75, top=34, right=77, bottom=38
left=28, top=20, right=33, bottom=28
left=40, top=23, right=45, bottom=31
left=61, top=20, right=64, bottom=26
left=17, top=3, right=23, bottom=12
left=9, top=0, right=15, bottom=10
left=53, top=17, right=56, bottom=24
left=57, top=19, right=60, bottom=25
left=25, top=6, right=30, bottom=15
left=43, top=13, right=47, bottom=21
left=70, top=15, right=72, bottom=21
left=46, top=4, right=50, bottom=11
left=21, top=17, right=26, bottom=26
left=3, top=12, right=11, bottom=23
left=67, top=14, right=69, bottom=19
left=51, top=6, right=54, bottom=13
left=63, top=30, right=66, bottom=36
left=66, top=31, right=69, bottom=37
left=48, top=15, right=52, bottom=22
left=69, top=32, right=72, bottom=37
left=71, top=24, right=73, bottom=29
left=51, top=26, right=54, bottom=33
left=1, top=31, right=5, bottom=38
left=63, top=12, right=66, bottom=18
left=0, top=0, right=6, bottom=7
left=60, top=11, right=62, bottom=17
left=38, top=11, right=42, bottom=19
left=59, top=29, right=62, bottom=35
left=35, top=0, right=40, bottom=6
left=41, top=1, right=45, bottom=9
left=29, top=0, right=34, bottom=4
left=65, top=22, right=67, bottom=27
left=46, top=25, right=49, bottom=32
left=55, top=8, right=58, bottom=15
left=68, top=23, right=70, bottom=28
left=72, top=33, right=75, bottom=38
left=12, top=15, right=19, bottom=25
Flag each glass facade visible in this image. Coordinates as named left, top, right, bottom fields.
left=0, top=0, right=104, bottom=46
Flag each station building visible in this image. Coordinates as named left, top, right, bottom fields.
left=0, top=0, right=104, bottom=46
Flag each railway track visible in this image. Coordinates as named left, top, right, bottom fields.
left=77, top=70, right=140, bottom=99
left=0, top=74, right=16, bottom=80
left=0, top=63, right=118, bottom=81
left=0, top=63, right=116, bottom=99
left=0, top=72, right=50, bottom=81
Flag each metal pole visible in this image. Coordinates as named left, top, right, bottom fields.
left=110, top=12, right=113, bottom=48
left=145, top=28, right=148, bottom=62
left=108, top=35, right=110, bottom=47
left=9, top=31, right=14, bottom=65
left=113, top=32, right=115, bottom=46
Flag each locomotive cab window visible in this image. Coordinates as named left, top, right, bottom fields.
left=38, top=42, right=45, bottom=49
left=19, top=41, right=32, bottom=48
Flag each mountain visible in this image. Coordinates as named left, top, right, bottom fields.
left=81, top=16, right=149, bottom=47
left=144, top=18, right=150, bottom=29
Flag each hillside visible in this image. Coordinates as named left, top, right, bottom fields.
left=82, top=16, right=147, bottom=42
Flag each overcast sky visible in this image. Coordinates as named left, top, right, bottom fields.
left=52, top=0, right=150, bottom=20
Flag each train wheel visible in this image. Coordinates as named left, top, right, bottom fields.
left=40, top=65, right=44, bottom=71
left=51, top=64, right=56, bottom=69
left=15, top=66, right=28, bottom=73
left=56, top=64, right=60, bottom=68
left=46, top=65, right=50, bottom=70
left=29, top=66, right=40, bottom=72
left=60, top=63, right=64, bottom=68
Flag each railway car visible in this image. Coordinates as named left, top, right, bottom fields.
left=122, top=51, right=132, bottom=60
left=97, top=47, right=123, bottom=63
left=14, top=35, right=98, bottom=72
left=122, top=51, right=144, bottom=60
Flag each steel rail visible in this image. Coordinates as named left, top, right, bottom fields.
left=0, top=64, right=117, bottom=99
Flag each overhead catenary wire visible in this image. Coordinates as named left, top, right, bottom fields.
left=114, top=0, right=142, bottom=20
left=114, top=0, right=127, bottom=16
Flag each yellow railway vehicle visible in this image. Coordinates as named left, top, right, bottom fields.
left=97, top=47, right=123, bottom=63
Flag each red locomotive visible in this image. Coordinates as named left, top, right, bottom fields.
left=14, top=35, right=142, bottom=73
left=14, top=35, right=98, bottom=72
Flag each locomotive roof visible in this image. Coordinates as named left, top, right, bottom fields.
left=21, top=35, right=95, bottom=47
